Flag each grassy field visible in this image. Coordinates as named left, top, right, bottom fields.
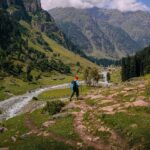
left=38, top=86, right=91, bottom=101
left=0, top=109, right=75, bottom=149
left=48, top=115, right=80, bottom=141
left=100, top=107, right=150, bottom=150
left=0, top=115, right=28, bottom=148
left=0, top=74, right=73, bottom=101
left=9, top=136, right=75, bottom=150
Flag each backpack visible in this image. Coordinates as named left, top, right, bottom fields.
left=71, top=80, right=78, bottom=90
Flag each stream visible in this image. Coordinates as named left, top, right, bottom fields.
left=0, top=83, right=70, bottom=121
left=0, top=72, right=110, bottom=121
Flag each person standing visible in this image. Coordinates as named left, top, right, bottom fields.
left=70, top=76, right=79, bottom=101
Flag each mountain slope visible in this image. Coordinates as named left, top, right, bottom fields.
left=0, top=1, right=97, bottom=80
left=50, top=7, right=116, bottom=59
left=87, top=7, right=150, bottom=48
left=50, top=7, right=150, bottom=59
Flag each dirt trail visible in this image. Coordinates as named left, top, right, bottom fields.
left=24, top=113, right=80, bottom=148
left=23, top=81, right=149, bottom=150
left=73, top=101, right=112, bottom=150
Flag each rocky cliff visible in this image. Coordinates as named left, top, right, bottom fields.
left=0, top=0, right=41, bottom=13
left=0, top=0, right=83, bottom=57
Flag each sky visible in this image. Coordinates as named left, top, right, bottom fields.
left=41, top=0, right=150, bottom=12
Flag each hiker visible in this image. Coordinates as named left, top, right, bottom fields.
left=70, top=76, right=80, bottom=101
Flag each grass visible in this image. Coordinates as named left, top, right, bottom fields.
left=42, top=34, right=97, bottom=69
left=145, top=81, right=150, bottom=97
left=83, top=112, right=90, bottom=122
left=95, top=130, right=111, bottom=141
left=100, top=107, right=150, bottom=150
left=48, top=115, right=80, bottom=141
left=8, top=136, right=75, bottom=150
left=111, top=68, right=121, bottom=84
left=0, top=115, right=28, bottom=148
left=85, top=99, right=96, bottom=106
left=29, top=109, right=50, bottom=128
left=38, top=86, right=91, bottom=101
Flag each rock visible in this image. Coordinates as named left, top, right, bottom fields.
left=0, top=127, right=8, bottom=133
left=0, top=148, right=9, bottom=150
left=90, top=95, right=105, bottom=100
left=98, top=127, right=106, bottom=132
left=11, top=136, right=16, bottom=142
left=107, top=93, right=119, bottom=99
left=124, top=88, right=135, bottom=91
left=93, top=137, right=100, bottom=142
left=138, top=84, right=145, bottom=89
left=52, top=112, right=71, bottom=119
left=20, top=134, right=28, bottom=140
left=133, top=100, right=148, bottom=107
left=124, top=93, right=130, bottom=97
left=130, top=124, right=138, bottom=128
left=42, top=120, right=55, bottom=128
left=43, top=131, right=49, bottom=137
left=120, top=91, right=127, bottom=94
left=62, top=103, right=78, bottom=111
left=87, top=137, right=92, bottom=141
left=77, top=142, right=83, bottom=148
left=136, top=96, right=146, bottom=101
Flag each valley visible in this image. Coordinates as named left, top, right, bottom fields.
left=0, top=0, right=150, bottom=150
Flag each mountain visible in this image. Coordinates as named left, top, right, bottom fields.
left=87, top=7, right=150, bottom=48
left=49, top=7, right=150, bottom=59
left=0, top=0, right=96, bottom=81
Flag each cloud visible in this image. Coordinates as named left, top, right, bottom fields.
left=41, top=0, right=150, bottom=12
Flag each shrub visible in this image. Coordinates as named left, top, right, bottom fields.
left=42, top=100, right=65, bottom=115
left=32, top=97, right=38, bottom=101
left=0, top=109, right=2, bottom=114
left=145, top=81, right=150, bottom=96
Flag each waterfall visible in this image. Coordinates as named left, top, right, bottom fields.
left=102, top=71, right=108, bottom=83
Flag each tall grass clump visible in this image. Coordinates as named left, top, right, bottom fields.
left=42, top=100, right=65, bottom=115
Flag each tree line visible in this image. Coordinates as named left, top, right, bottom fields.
left=121, top=46, right=150, bottom=81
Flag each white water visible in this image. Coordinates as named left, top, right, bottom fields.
left=0, top=83, right=70, bottom=121
left=99, top=71, right=110, bottom=87
left=0, top=75, right=110, bottom=121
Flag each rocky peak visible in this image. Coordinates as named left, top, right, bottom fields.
left=0, top=0, right=42, bottom=13
left=22, top=0, right=42, bottom=13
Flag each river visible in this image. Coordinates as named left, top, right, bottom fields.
left=0, top=72, right=110, bottom=121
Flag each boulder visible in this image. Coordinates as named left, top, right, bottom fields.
left=11, top=136, right=16, bottom=142
left=20, top=134, right=28, bottom=140
left=42, top=120, right=55, bottom=128
left=52, top=112, right=71, bottom=119
left=0, top=127, right=8, bottom=133
left=0, top=148, right=9, bottom=150
left=77, top=142, right=83, bottom=148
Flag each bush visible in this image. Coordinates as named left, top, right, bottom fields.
left=32, top=97, right=38, bottom=101
left=145, top=81, right=150, bottom=96
left=0, top=109, right=2, bottom=114
left=42, top=100, right=65, bottom=115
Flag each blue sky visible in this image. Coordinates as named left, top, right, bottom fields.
left=141, top=0, right=150, bottom=7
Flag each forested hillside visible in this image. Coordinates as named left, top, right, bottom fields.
left=0, top=0, right=96, bottom=82
left=122, top=46, right=150, bottom=81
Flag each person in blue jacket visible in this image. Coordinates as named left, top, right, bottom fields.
left=70, top=76, right=79, bottom=101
